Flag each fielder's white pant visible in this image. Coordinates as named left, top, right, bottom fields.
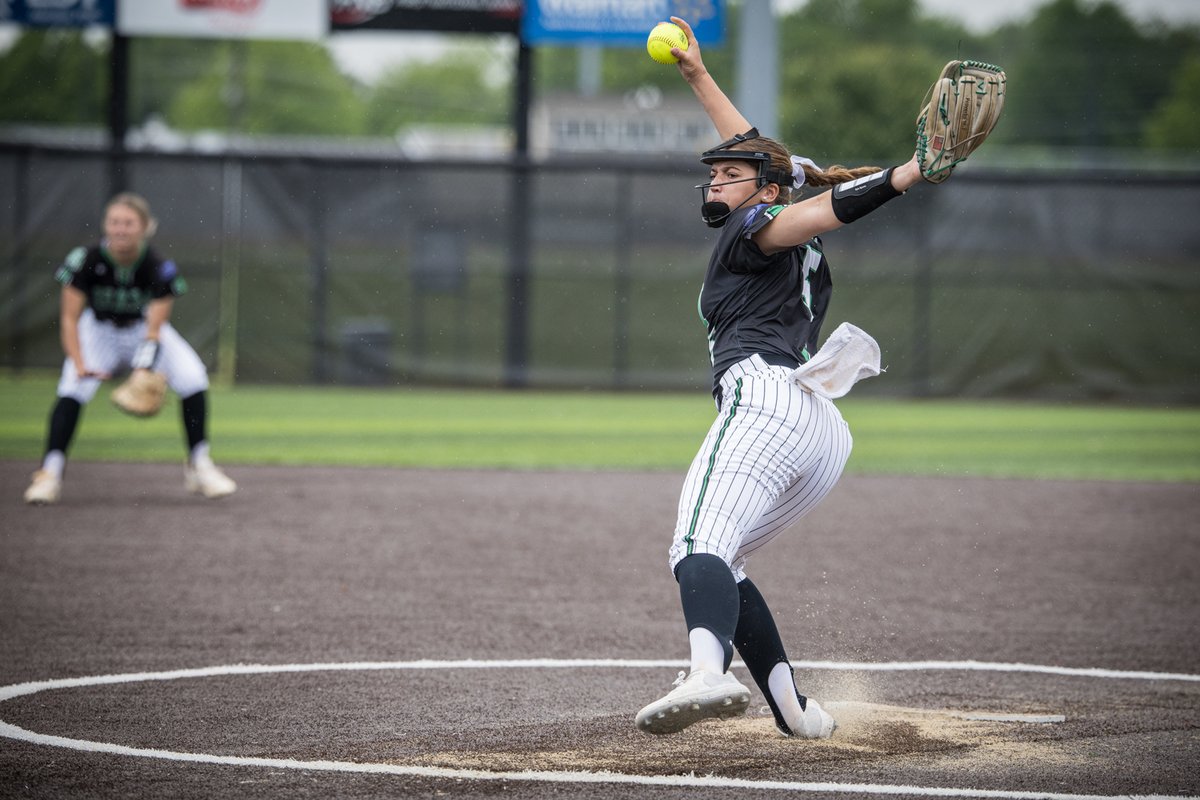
left=669, top=354, right=853, bottom=582
left=57, top=309, right=210, bottom=403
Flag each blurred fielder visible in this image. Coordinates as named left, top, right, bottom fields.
left=24, top=192, right=237, bottom=505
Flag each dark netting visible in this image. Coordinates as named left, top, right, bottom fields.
left=2, top=145, right=1197, bottom=402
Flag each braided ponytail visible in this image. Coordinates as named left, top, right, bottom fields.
left=799, top=163, right=884, bottom=189
left=727, top=137, right=881, bottom=202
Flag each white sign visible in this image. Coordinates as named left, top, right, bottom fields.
left=118, top=0, right=328, bottom=41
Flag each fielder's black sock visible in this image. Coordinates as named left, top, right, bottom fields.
left=674, top=553, right=739, bottom=672
left=46, top=397, right=82, bottom=455
left=181, top=391, right=207, bottom=454
left=734, top=577, right=801, bottom=734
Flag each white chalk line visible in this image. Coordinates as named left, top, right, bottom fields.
left=1, top=658, right=1197, bottom=800
left=2, top=658, right=1195, bottom=702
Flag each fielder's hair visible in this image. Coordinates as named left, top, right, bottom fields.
left=726, top=137, right=881, bottom=203
left=105, top=192, right=158, bottom=238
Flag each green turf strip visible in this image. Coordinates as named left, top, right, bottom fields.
left=1, top=373, right=1196, bottom=481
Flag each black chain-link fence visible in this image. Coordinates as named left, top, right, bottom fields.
left=3, top=143, right=1198, bottom=402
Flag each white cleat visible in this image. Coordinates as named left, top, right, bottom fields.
left=23, top=470, right=62, bottom=505
left=185, top=459, right=237, bottom=498
left=780, top=697, right=837, bottom=739
left=635, top=669, right=752, bottom=735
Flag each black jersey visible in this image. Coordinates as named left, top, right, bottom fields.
left=699, top=203, right=833, bottom=394
left=54, top=244, right=187, bottom=326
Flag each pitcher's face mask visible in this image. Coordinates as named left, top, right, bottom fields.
left=696, top=128, right=791, bottom=228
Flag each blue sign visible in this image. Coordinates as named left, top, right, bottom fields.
left=522, top=0, right=724, bottom=47
left=5, top=0, right=115, bottom=27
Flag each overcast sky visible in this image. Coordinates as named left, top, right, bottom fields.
left=909, top=0, right=1200, bottom=31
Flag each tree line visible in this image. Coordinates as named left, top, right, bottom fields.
left=0, top=0, right=1196, bottom=162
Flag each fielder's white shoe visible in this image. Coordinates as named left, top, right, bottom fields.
left=23, top=470, right=62, bottom=505
left=185, top=458, right=237, bottom=498
left=780, top=696, right=837, bottom=739
left=635, top=669, right=751, bottom=735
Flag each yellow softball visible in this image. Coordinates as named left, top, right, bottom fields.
left=646, top=22, right=688, bottom=65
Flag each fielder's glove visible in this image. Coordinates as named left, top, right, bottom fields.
left=111, top=369, right=167, bottom=417
left=916, top=60, right=1007, bottom=183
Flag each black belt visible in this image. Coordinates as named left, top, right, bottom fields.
left=99, top=316, right=142, bottom=328
left=758, top=353, right=800, bottom=369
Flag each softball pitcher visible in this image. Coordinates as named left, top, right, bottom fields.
left=23, top=192, right=236, bottom=505
left=635, top=19, right=1004, bottom=737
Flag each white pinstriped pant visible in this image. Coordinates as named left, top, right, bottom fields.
left=56, top=309, right=210, bottom=403
left=668, top=354, right=853, bottom=582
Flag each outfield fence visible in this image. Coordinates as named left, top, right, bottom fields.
left=2, top=142, right=1197, bottom=402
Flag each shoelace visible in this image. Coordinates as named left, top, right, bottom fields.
left=671, top=670, right=688, bottom=688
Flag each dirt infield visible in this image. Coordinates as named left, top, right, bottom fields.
left=1, top=459, right=1197, bottom=799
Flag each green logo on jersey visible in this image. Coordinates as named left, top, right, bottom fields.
left=799, top=244, right=822, bottom=320
left=92, top=285, right=149, bottom=316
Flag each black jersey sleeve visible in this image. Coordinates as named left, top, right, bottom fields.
left=717, top=205, right=790, bottom=275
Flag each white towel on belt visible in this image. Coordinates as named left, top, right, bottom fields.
left=790, top=322, right=882, bottom=399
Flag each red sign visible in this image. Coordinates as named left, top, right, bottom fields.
left=330, top=0, right=522, bottom=34
left=182, top=0, right=263, bottom=11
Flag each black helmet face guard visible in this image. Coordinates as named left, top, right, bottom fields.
left=696, top=127, right=792, bottom=227
left=696, top=173, right=765, bottom=228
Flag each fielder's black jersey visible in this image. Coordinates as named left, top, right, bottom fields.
left=54, top=243, right=187, bottom=326
left=699, top=203, right=833, bottom=394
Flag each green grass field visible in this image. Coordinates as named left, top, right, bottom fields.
left=2, top=373, right=1197, bottom=481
